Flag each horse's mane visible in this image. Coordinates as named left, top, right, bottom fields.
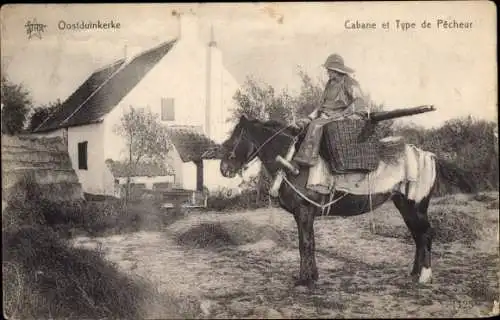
left=263, top=119, right=288, bottom=130
left=246, top=117, right=287, bottom=130
left=243, top=116, right=301, bottom=137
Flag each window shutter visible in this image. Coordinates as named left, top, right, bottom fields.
left=161, top=98, right=175, bottom=121
left=78, top=141, right=88, bottom=170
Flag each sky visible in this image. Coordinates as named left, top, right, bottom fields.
left=1, top=2, right=497, bottom=129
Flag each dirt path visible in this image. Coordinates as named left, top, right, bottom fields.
left=72, top=194, right=499, bottom=318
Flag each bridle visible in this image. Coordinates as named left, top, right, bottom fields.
left=226, top=122, right=298, bottom=172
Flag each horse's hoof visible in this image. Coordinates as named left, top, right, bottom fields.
left=294, top=278, right=316, bottom=289
left=410, top=274, right=420, bottom=284
left=418, top=267, right=432, bottom=284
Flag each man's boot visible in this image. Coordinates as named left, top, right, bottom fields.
left=293, top=119, right=328, bottom=166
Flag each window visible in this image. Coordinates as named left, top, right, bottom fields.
left=161, top=97, right=175, bottom=121
left=78, top=141, right=88, bottom=170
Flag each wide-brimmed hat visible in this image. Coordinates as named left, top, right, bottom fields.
left=323, top=53, right=354, bottom=74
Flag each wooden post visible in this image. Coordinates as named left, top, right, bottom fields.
left=195, top=159, right=204, bottom=192
left=494, top=127, right=498, bottom=155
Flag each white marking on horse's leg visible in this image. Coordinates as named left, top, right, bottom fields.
left=418, top=267, right=432, bottom=284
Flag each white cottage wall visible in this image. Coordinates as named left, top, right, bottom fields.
left=203, top=159, right=242, bottom=191
left=168, top=145, right=187, bottom=189
left=180, top=161, right=197, bottom=190
left=99, top=15, right=243, bottom=193
left=67, top=123, right=108, bottom=195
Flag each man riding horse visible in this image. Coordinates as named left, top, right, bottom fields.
left=293, top=53, right=372, bottom=192
left=218, top=54, right=447, bottom=286
left=297, top=53, right=368, bottom=128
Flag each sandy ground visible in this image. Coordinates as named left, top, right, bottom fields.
left=72, top=192, right=499, bottom=319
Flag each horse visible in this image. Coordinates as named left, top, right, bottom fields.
left=219, top=115, right=476, bottom=288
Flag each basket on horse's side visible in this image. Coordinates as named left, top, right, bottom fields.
left=321, top=119, right=380, bottom=174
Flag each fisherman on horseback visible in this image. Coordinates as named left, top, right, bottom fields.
left=218, top=59, right=443, bottom=285
left=293, top=53, right=373, bottom=193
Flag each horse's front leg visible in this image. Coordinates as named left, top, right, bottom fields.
left=293, top=205, right=318, bottom=287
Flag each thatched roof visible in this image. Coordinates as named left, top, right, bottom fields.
left=167, top=126, right=221, bottom=162
left=33, top=40, right=177, bottom=132
left=2, top=134, right=83, bottom=202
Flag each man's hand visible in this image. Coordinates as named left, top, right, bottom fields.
left=294, top=118, right=311, bottom=130
left=343, top=102, right=368, bottom=119
left=293, top=118, right=311, bottom=130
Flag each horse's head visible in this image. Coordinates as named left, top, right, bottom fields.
left=219, top=115, right=256, bottom=178
left=219, top=114, right=297, bottom=178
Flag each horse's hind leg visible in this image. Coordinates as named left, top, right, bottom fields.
left=416, top=193, right=433, bottom=284
left=392, top=193, right=420, bottom=277
left=392, top=192, right=433, bottom=284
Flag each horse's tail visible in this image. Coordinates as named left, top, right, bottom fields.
left=435, top=158, right=478, bottom=195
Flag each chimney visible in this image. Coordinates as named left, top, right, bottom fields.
left=177, top=11, right=199, bottom=41
left=205, top=25, right=214, bottom=137
left=205, top=24, right=222, bottom=140
left=208, top=24, right=217, bottom=47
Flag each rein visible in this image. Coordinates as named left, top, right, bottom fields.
left=282, top=175, right=348, bottom=210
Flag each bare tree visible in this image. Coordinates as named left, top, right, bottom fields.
left=114, top=106, right=171, bottom=202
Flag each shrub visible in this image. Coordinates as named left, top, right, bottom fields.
left=2, top=198, right=47, bottom=231
left=373, top=207, right=481, bottom=245
left=471, top=192, right=498, bottom=203
left=174, top=220, right=292, bottom=249
left=206, top=188, right=276, bottom=212
left=2, top=192, right=167, bottom=238
left=432, top=195, right=470, bottom=206
left=2, top=225, right=154, bottom=319
left=206, top=170, right=280, bottom=212
left=2, top=197, right=122, bottom=237
left=430, top=208, right=481, bottom=244
left=393, top=117, right=498, bottom=194
left=206, top=188, right=241, bottom=211
left=486, top=201, right=499, bottom=210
